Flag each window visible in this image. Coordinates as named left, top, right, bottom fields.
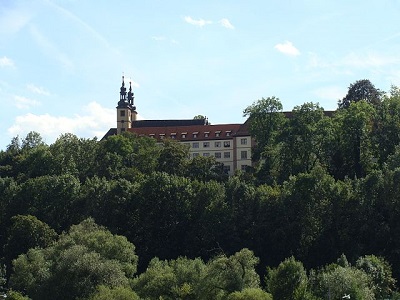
left=215, top=131, right=221, bottom=137
left=241, top=151, right=248, bottom=159
left=171, top=133, right=176, bottom=139
left=203, top=142, right=210, bottom=148
left=241, top=138, right=248, bottom=145
left=215, top=141, right=221, bottom=148
left=204, top=132, right=209, bottom=137
left=193, top=132, right=198, bottom=138
left=224, top=141, right=230, bottom=147
left=226, top=131, right=231, bottom=136
left=120, top=110, right=125, bottom=117
left=192, top=153, right=199, bottom=158
left=223, top=165, right=231, bottom=173
left=149, top=134, right=155, bottom=138
left=192, top=142, right=199, bottom=148
left=215, top=152, right=222, bottom=159
left=159, top=134, right=165, bottom=139
left=203, top=153, right=210, bottom=157
left=181, top=133, right=187, bottom=139
left=224, top=152, right=230, bottom=158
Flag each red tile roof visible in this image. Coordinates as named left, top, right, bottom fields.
left=128, top=123, right=246, bottom=141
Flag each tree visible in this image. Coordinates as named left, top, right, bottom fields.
left=277, top=102, right=333, bottom=181
left=356, top=255, right=396, bottom=299
left=309, top=260, right=375, bottom=300
left=4, top=290, right=31, bottom=300
left=373, top=93, right=400, bottom=165
left=21, top=132, right=46, bottom=151
left=49, top=134, right=99, bottom=180
left=338, top=79, right=383, bottom=109
left=9, top=174, right=81, bottom=231
left=0, top=264, right=6, bottom=294
left=132, top=256, right=206, bottom=299
left=3, top=215, right=57, bottom=274
left=157, top=139, right=189, bottom=176
left=87, top=285, right=139, bottom=300
left=9, top=218, right=138, bottom=300
left=227, top=288, right=272, bottom=300
left=266, top=256, right=309, bottom=300
left=332, top=101, right=376, bottom=179
left=243, top=97, right=286, bottom=183
left=186, top=156, right=228, bottom=182
left=133, top=172, right=194, bottom=264
left=201, top=249, right=261, bottom=298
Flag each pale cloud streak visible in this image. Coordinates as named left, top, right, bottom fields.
left=274, top=41, right=301, bottom=56
left=0, top=56, right=15, bottom=68
left=219, top=18, right=234, bottom=29
left=0, top=5, right=31, bottom=36
left=151, top=36, right=167, bottom=41
left=45, top=0, right=114, bottom=51
left=307, top=51, right=400, bottom=72
left=184, top=16, right=212, bottom=27
left=14, top=95, right=41, bottom=109
left=27, top=83, right=50, bottom=96
left=8, top=101, right=115, bottom=144
left=29, top=24, right=74, bottom=71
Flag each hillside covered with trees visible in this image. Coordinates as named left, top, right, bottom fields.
left=1, top=80, right=400, bottom=299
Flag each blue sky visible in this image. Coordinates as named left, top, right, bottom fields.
left=1, top=0, right=400, bottom=150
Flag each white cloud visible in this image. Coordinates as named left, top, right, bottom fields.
left=27, top=83, right=50, bottom=96
left=14, top=95, right=41, bottom=109
left=151, top=36, right=166, bottom=41
left=0, top=56, right=15, bottom=68
left=219, top=18, right=234, bottom=29
left=274, top=41, right=301, bottom=56
left=7, top=101, right=115, bottom=144
left=184, top=16, right=212, bottom=27
left=0, top=6, right=31, bottom=36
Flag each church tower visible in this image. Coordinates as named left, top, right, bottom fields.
left=116, top=76, right=136, bottom=134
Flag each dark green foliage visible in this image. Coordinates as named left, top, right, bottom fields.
left=87, top=285, right=139, bottom=300
left=227, top=288, right=272, bottom=300
left=266, top=256, right=309, bottom=300
left=3, top=215, right=57, bottom=275
left=9, top=219, right=137, bottom=300
left=338, top=79, right=383, bottom=109
left=1, top=81, right=400, bottom=299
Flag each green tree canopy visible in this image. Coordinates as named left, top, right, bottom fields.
left=9, top=218, right=138, bottom=300
left=338, top=79, right=383, bottom=109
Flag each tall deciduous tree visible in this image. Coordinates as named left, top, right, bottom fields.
left=243, top=97, right=286, bottom=184
left=332, top=101, right=376, bottom=179
left=3, top=215, right=57, bottom=273
left=266, top=256, right=310, bottom=300
left=338, top=79, right=383, bottom=109
left=277, top=102, right=333, bottom=181
left=9, top=218, right=138, bottom=300
left=201, top=249, right=261, bottom=298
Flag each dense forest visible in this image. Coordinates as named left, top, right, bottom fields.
left=1, top=79, right=400, bottom=299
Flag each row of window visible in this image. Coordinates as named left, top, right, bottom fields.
left=146, top=134, right=249, bottom=145
left=192, top=151, right=248, bottom=159
left=150, top=130, right=234, bottom=140
left=192, top=141, right=232, bottom=148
